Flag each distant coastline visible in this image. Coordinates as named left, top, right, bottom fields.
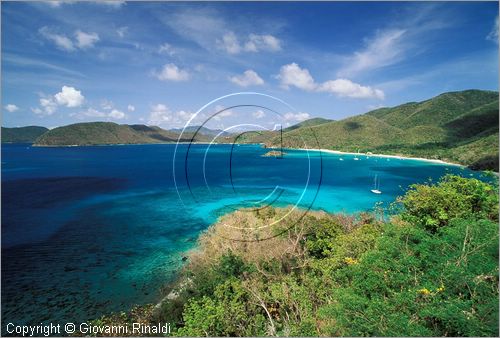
left=30, top=141, right=222, bottom=147
left=286, top=147, right=465, bottom=167
left=27, top=141, right=466, bottom=167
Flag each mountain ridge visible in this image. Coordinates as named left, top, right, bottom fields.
left=264, top=89, right=499, bottom=170
left=1, top=126, right=49, bottom=143
left=3, top=89, right=498, bottom=170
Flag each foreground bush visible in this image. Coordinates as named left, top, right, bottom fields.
left=166, top=175, right=498, bottom=337
left=399, top=175, right=498, bottom=231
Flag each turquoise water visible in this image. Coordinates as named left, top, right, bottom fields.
left=1, top=143, right=483, bottom=327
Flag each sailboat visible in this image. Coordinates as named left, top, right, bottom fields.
left=371, top=174, right=382, bottom=194
left=353, top=149, right=360, bottom=161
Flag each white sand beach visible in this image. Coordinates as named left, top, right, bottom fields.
left=289, top=147, right=465, bottom=167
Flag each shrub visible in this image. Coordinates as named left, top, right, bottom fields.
left=163, top=175, right=498, bottom=337
left=399, top=175, right=498, bottom=231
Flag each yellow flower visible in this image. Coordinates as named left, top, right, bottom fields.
left=418, top=288, right=431, bottom=295
left=437, top=285, right=445, bottom=292
left=344, top=257, right=359, bottom=265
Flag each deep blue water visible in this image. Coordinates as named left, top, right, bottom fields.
left=1, top=143, right=483, bottom=326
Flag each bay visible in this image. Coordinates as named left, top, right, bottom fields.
left=1, top=143, right=483, bottom=326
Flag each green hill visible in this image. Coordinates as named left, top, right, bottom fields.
left=283, top=117, right=333, bottom=132
left=266, top=89, right=499, bottom=170
left=368, top=89, right=498, bottom=129
left=168, top=126, right=231, bottom=137
left=232, top=117, right=333, bottom=145
left=1, top=126, right=49, bottom=143
left=34, top=122, right=153, bottom=146
left=129, top=125, right=212, bottom=143
left=33, top=122, right=213, bottom=146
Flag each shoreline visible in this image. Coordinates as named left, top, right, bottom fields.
left=23, top=142, right=466, bottom=168
left=29, top=141, right=226, bottom=147
left=282, top=147, right=465, bottom=167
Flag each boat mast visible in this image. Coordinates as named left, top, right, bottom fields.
left=280, top=124, right=283, bottom=158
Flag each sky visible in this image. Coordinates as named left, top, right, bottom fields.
left=1, top=0, right=499, bottom=129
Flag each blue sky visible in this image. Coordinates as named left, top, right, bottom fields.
left=1, top=0, right=498, bottom=129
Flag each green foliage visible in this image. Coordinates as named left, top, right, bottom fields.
left=305, top=218, right=344, bottom=258
left=1, top=126, right=48, bottom=143
left=188, top=251, right=253, bottom=298
left=177, top=280, right=265, bottom=337
left=33, top=122, right=213, bottom=146
left=156, top=175, right=499, bottom=337
left=400, top=175, right=498, bottom=231
left=318, top=217, right=499, bottom=336
left=283, top=117, right=333, bottom=132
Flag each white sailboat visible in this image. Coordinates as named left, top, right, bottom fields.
left=354, top=149, right=360, bottom=161
left=371, top=174, right=382, bottom=194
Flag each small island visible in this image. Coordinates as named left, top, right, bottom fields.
left=262, top=150, right=286, bottom=157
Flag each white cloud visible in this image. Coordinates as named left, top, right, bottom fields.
left=127, top=104, right=135, bottom=112
left=100, top=99, right=113, bottom=110
left=4, top=104, right=19, bottom=113
left=54, top=86, right=85, bottom=107
left=31, top=107, right=43, bottom=115
left=229, top=70, right=264, bottom=87
left=75, top=30, right=100, bottom=49
left=71, top=107, right=126, bottom=120
left=39, top=27, right=99, bottom=51
left=38, top=97, right=58, bottom=115
left=161, top=8, right=281, bottom=55
left=42, top=1, right=71, bottom=8
left=218, top=32, right=241, bottom=54
left=154, top=63, right=190, bottom=81
left=177, top=110, right=195, bottom=121
left=244, top=34, right=282, bottom=52
left=116, top=26, right=128, bottom=38
left=318, top=79, right=385, bottom=100
left=74, top=108, right=107, bottom=118
left=99, top=0, right=125, bottom=7
left=253, top=110, right=266, bottom=119
left=212, top=105, right=234, bottom=121
left=39, top=26, right=75, bottom=51
left=108, top=109, right=126, bottom=119
left=158, top=43, right=176, bottom=56
left=278, top=63, right=384, bottom=100
left=147, top=105, right=195, bottom=127
left=148, top=104, right=172, bottom=125
left=44, top=1, right=125, bottom=7
left=336, top=6, right=455, bottom=77
left=277, top=63, right=317, bottom=91
left=218, top=32, right=282, bottom=54
left=338, top=29, right=407, bottom=77
left=487, top=16, right=499, bottom=44
left=32, top=86, right=85, bottom=116
left=283, top=112, right=310, bottom=122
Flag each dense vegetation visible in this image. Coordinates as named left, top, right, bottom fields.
left=283, top=117, right=333, bottom=132
left=33, top=122, right=213, bottom=146
left=265, top=90, right=499, bottom=171
left=91, top=174, right=498, bottom=336
left=1, top=126, right=48, bottom=143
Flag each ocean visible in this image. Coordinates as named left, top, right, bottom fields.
left=1, top=143, right=482, bottom=327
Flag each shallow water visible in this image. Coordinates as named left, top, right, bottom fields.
left=1, top=143, right=483, bottom=327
